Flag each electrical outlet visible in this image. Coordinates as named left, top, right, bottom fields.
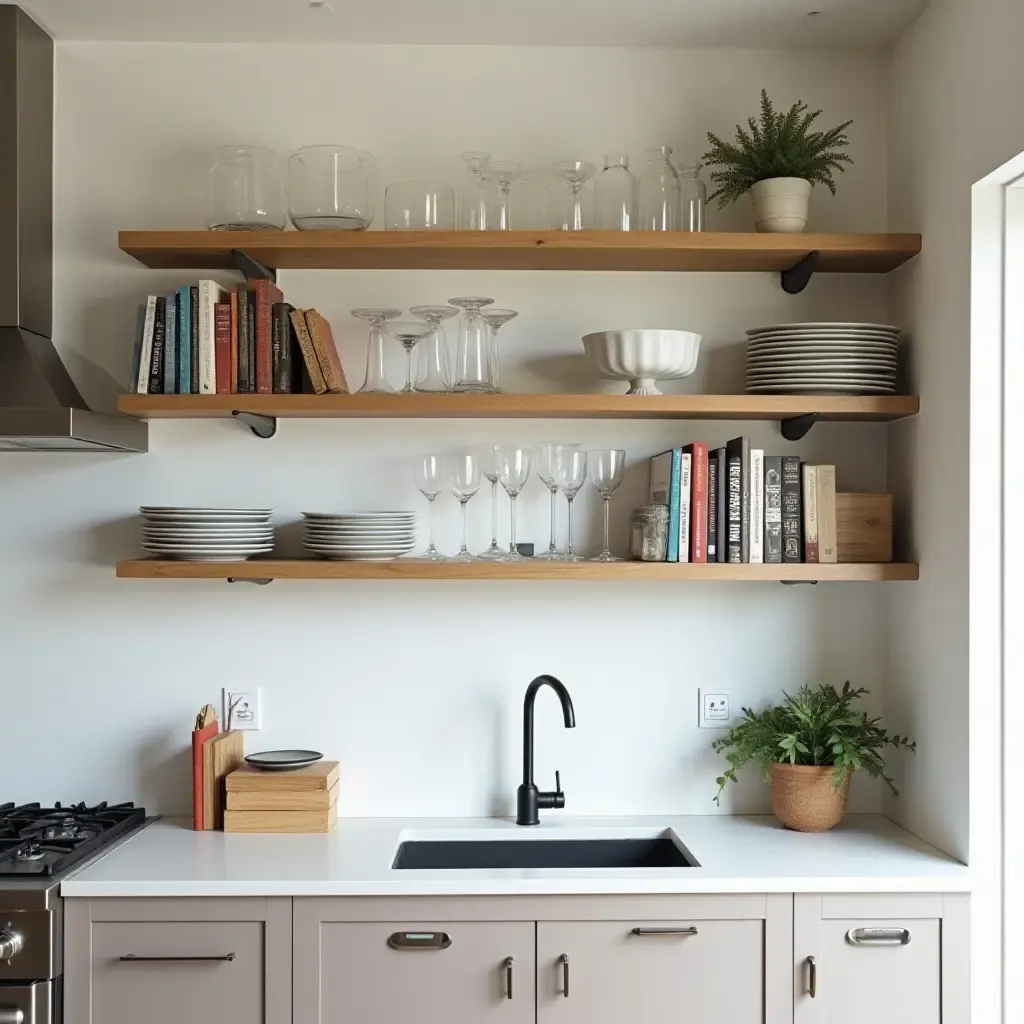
left=698, top=689, right=732, bottom=729
left=223, top=688, right=262, bottom=731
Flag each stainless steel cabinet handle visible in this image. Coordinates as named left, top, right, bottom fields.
left=806, top=955, right=817, bottom=998
left=386, top=932, right=452, bottom=951
left=846, top=927, right=912, bottom=946
left=559, top=953, right=570, bottom=998
left=0, top=1010, right=25, bottom=1024
left=503, top=956, right=514, bottom=1000
left=118, top=953, right=236, bottom=963
left=630, top=927, right=699, bottom=937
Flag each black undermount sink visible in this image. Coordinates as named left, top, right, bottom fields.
left=392, top=837, right=697, bottom=870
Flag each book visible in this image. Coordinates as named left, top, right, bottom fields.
left=803, top=464, right=819, bottom=563
left=683, top=442, right=708, bottom=563
left=707, top=453, right=718, bottom=562
left=750, top=448, right=764, bottom=564
left=129, top=304, right=146, bottom=393
left=163, top=290, right=177, bottom=394
left=214, top=302, right=231, bottom=394
left=272, top=302, right=294, bottom=393
left=136, top=296, right=157, bottom=394
left=293, top=324, right=314, bottom=393
left=782, top=456, right=802, bottom=563
left=290, top=308, right=329, bottom=395
left=236, top=284, right=251, bottom=393
left=648, top=448, right=681, bottom=562
left=197, top=281, right=227, bottom=394
left=147, top=296, right=165, bottom=395
left=250, top=278, right=284, bottom=395
left=229, top=290, right=239, bottom=394
left=764, top=456, right=783, bottom=564
left=726, top=436, right=750, bottom=562
left=678, top=452, right=692, bottom=564
left=177, top=285, right=191, bottom=394
left=712, top=447, right=727, bottom=563
left=191, top=719, right=220, bottom=831
left=305, top=309, right=349, bottom=393
left=246, top=290, right=256, bottom=393
left=189, top=285, right=199, bottom=393
left=816, top=465, right=838, bottom=563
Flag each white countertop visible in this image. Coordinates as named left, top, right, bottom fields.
left=60, top=814, right=970, bottom=898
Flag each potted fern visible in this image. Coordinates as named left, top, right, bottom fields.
left=712, top=683, right=915, bottom=832
left=702, top=90, right=853, bottom=233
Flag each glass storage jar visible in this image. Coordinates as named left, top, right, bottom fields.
left=630, top=504, right=670, bottom=561
left=639, top=146, right=680, bottom=231
left=207, top=145, right=286, bottom=231
left=594, top=154, right=638, bottom=231
left=288, top=145, right=375, bottom=231
left=678, top=163, right=707, bottom=232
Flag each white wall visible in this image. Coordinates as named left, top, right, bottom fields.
left=0, top=43, right=896, bottom=818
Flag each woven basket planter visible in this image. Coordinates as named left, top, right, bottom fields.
left=769, top=762, right=852, bottom=832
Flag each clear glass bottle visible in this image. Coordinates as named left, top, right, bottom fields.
left=594, top=154, right=638, bottom=231
left=207, top=145, right=286, bottom=231
left=678, top=163, right=707, bottom=232
left=458, top=151, right=492, bottom=230
left=639, top=146, right=680, bottom=232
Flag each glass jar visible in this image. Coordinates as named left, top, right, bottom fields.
left=207, top=145, right=285, bottom=231
left=288, top=145, right=375, bottom=231
left=630, top=504, right=670, bottom=561
left=594, top=154, right=638, bottom=231
left=678, top=163, right=707, bottom=232
left=639, top=146, right=680, bottom=232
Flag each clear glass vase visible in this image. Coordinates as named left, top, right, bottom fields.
left=207, top=146, right=286, bottom=231
left=639, top=146, right=680, bottom=232
left=678, top=163, right=707, bottom=232
left=288, top=145, right=375, bottom=231
left=594, top=154, right=638, bottom=231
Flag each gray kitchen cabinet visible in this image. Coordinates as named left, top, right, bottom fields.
left=63, top=896, right=291, bottom=1024
left=793, top=893, right=970, bottom=1024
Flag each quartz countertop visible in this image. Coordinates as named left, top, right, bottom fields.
left=60, top=814, right=970, bottom=898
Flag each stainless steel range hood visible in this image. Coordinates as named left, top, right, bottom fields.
left=0, top=6, right=147, bottom=452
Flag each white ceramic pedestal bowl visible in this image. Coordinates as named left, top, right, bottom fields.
left=582, top=329, right=702, bottom=395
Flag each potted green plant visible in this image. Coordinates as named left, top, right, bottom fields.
left=702, top=90, right=853, bottom=233
left=712, top=682, right=915, bottom=832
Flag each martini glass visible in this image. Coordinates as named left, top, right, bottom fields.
left=409, top=305, right=457, bottom=392
left=352, top=308, right=402, bottom=394
left=385, top=321, right=436, bottom=393
left=552, top=160, right=595, bottom=231
left=484, top=161, right=522, bottom=231
left=479, top=308, right=517, bottom=393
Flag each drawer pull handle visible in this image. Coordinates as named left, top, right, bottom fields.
left=0, top=1010, right=25, bottom=1024
left=387, top=932, right=452, bottom=951
left=559, top=953, right=569, bottom=998
left=630, top=927, right=699, bottom=937
left=503, top=956, right=514, bottom=999
left=806, top=955, right=817, bottom=998
left=846, top=927, right=912, bottom=946
left=118, top=954, right=236, bottom=963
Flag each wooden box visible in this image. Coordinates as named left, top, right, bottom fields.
left=837, top=493, right=893, bottom=563
left=225, top=760, right=340, bottom=811
left=223, top=801, right=338, bottom=834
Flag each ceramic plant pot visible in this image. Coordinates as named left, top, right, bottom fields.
left=769, top=762, right=852, bottom=832
left=750, top=177, right=812, bottom=233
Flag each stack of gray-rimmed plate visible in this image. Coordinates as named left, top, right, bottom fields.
left=140, top=507, right=274, bottom=561
left=302, top=512, right=417, bottom=561
left=745, top=322, right=900, bottom=395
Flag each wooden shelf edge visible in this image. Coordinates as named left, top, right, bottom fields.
left=115, top=559, right=920, bottom=582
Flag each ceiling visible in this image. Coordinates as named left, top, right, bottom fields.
left=18, top=0, right=925, bottom=47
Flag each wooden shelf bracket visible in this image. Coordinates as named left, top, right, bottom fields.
left=780, top=411, right=821, bottom=441
left=230, top=248, right=276, bottom=283
left=781, top=249, right=821, bottom=294
left=230, top=409, right=277, bottom=439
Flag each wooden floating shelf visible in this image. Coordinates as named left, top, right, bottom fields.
left=118, top=230, right=921, bottom=274
left=116, top=559, right=919, bottom=582
left=117, top=393, right=920, bottom=423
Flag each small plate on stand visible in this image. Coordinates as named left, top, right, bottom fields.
left=245, top=749, right=324, bottom=771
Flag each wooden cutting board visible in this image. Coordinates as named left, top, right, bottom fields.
left=225, top=760, right=340, bottom=793
left=223, top=800, right=338, bottom=834
left=202, top=730, right=245, bottom=830
left=226, top=781, right=339, bottom=811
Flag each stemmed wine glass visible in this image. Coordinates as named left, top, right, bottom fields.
left=494, top=446, right=531, bottom=562
left=459, top=151, right=492, bottom=230
left=385, top=321, right=436, bottom=394
left=352, top=308, right=402, bottom=394
left=552, top=160, right=595, bottom=231
left=479, top=308, right=517, bottom=393
left=410, top=305, right=457, bottom=392
left=535, top=442, right=579, bottom=561
left=445, top=452, right=481, bottom=563
left=413, top=454, right=446, bottom=561
left=484, top=161, right=522, bottom=230
left=589, top=449, right=627, bottom=562
left=553, top=449, right=588, bottom=563
left=474, top=443, right=509, bottom=560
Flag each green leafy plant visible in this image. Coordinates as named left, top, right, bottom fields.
left=701, top=90, right=853, bottom=208
left=712, top=682, right=914, bottom=805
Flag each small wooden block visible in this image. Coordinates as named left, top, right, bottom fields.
left=223, top=802, right=338, bottom=834
left=203, top=730, right=245, bottom=830
left=225, top=760, right=340, bottom=793
left=226, top=781, right=339, bottom=811
left=837, top=493, right=893, bottom=563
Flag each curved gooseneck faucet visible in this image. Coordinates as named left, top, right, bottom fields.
left=516, top=674, right=576, bottom=826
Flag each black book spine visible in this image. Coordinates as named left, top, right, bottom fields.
left=706, top=455, right=718, bottom=563
left=290, top=323, right=313, bottom=394
left=782, top=456, right=802, bottom=563
left=726, top=454, right=742, bottom=563
left=189, top=285, right=199, bottom=394
left=764, top=456, right=783, bottom=564
left=272, top=301, right=294, bottom=393
left=148, top=296, right=165, bottom=394
left=715, top=447, right=728, bottom=564
left=727, top=436, right=750, bottom=562
left=246, top=290, right=256, bottom=393
left=237, top=288, right=250, bottom=393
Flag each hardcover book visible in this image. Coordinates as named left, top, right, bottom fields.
left=177, top=284, right=191, bottom=394
left=707, top=454, right=718, bottom=563
left=246, top=290, right=257, bottom=393
left=197, top=281, right=227, bottom=395
left=229, top=290, right=239, bottom=394
left=129, top=304, right=146, bottom=393
left=290, top=308, right=329, bottom=395
left=147, top=296, right=165, bottom=395
left=726, top=436, right=750, bottom=562
left=648, top=448, right=681, bottom=562
left=214, top=302, right=232, bottom=395
left=163, top=290, right=177, bottom=395
left=750, top=448, right=764, bottom=564
left=764, top=456, right=783, bottom=564
left=136, top=295, right=157, bottom=395
left=305, top=309, right=349, bottom=394
left=272, top=302, right=295, bottom=393
left=816, top=465, right=838, bottom=563
left=189, top=285, right=199, bottom=394
left=678, top=453, right=693, bottom=563
left=713, top=447, right=727, bottom=563
left=803, top=465, right=820, bottom=563
left=236, top=285, right=251, bottom=393
left=682, top=442, right=708, bottom=563
left=249, top=278, right=284, bottom=395
left=781, top=456, right=802, bottom=563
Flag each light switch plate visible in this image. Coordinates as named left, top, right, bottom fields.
left=698, top=688, right=732, bottom=729
left=223, top=688, right=262, bottom=731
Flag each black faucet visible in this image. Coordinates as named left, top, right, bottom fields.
left=516, top=674, right=576, bottom=826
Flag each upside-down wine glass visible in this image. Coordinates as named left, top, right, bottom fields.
left=445, top=452, right=482, bottom=562
left=553, top=448, right=588, bottom=563
left=535, top=442, right=579, bottom=560
left=475, top=444, right=508, bottom=560
left=413, top=454, right=446, bottom=562
left=449, top=296, right=495, bottom=393
left=385, top=321, right=435, bottom=394
left=352, top=308, right=402, bottom=394
left=459, top=151, right=493, bottom=230
left=495, top=446, right=531, bottom=562
left=485, top=161, right=522, bottom=230
left=479, top=308, right=517, bottom=393
left=552, top=160, right=595, bottom=231
left=409, top=305, right=457, bottom=392
left=589, top=449, right=627, bottom=562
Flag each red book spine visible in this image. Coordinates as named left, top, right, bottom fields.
left=685, top=443, right=709, bottom=563
left=229, top=291, right=239, bottom=394
left=191, top=721, right=219, bottom=830
left=251, top=279, right=284, bottom=395
left=214, top=303, right=231, bottom=395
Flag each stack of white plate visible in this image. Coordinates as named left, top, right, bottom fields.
left=140, top=507, right=274, bottom=561
left=302, top=512, right=417, bottom=561
left=745, top=322, right=901, bottom=395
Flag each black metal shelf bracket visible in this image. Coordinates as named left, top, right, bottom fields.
left=231, top=410, right=278, bottom=439
left=230, top=248, right=276, bottom=283
left=781, top=250, right=821, bottom=294
left=227, top=577, right=274, bottom=586
left=780, top=412, right=820, bottom=441
left=781, top=580, right=818, bottom=586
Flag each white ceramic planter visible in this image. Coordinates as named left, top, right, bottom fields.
left=750, top=177, right=811, bottom=233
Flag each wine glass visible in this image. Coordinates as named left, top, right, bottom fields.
left=385, top=321, right=435, bottom=394
left=553, top=449, right=588, bottom=563
left=479, top=308, right=517, bottom=393
left=352, top=308, right=402, bottom=394
left=449, top=296, right=495, bottom=393
left=413, top=454, right=446, bottom=561
left=484, top=161, right=522, bottom=230
left=445, top=452, right=482, bottom=563
left=589, top=449, right=627, bottom=562
left=552, top=160, right=595, bottom=231
left=410, top=305, right=457, bottom=392
left=535, top=442, right=580, bottom=561
left=494, top=446, right=531, bottom=562
left=475, top=443, right=511, bottom=560
left=459, top=151, right=493, bottom=230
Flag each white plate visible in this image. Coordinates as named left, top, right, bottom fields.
left=304, top=542, right=416, bottom=551
left=747, top=362, right=897, bottom=373
left=303, top=528, right=416, bottom=537
left=302, top=511, right=415, bottom=520
left=746, top=322, right=902, bottom=336
left=746, top=330, right=900, bottom=342
left=142, top=516, right=272, bottom=526
left=142, top=545, right=274, bottom=554
left=748, top=340, right=898, bottom=353
left=746, top=375, right=896, bottom=385
left=747, top=354, right=897, bottom=365
left=143, top=532, right=274, bottom=541
left=745, top=383, right=896, bottom=394
left=141, top=506, right=272, bottom=514
left=153, top=552, right=270, bottom=562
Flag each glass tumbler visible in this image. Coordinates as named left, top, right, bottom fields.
left=594, top=154, right=638, bottom=231
left=410, top=305, right=457, bottom=393
left=459, top=151, right=493, bottom=230
left=288, top=145, right=375, bottom=230
left=352, top=308, right=402, bottom=393
left=207, top=146, right=286, bottom=231
left=384, top=181, right=455, bottom=230
left=639, top=146, right=680, bottom=232
left=679, top=163, right=707, bottom=232
left=449, top=296, right=495, bottom=393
